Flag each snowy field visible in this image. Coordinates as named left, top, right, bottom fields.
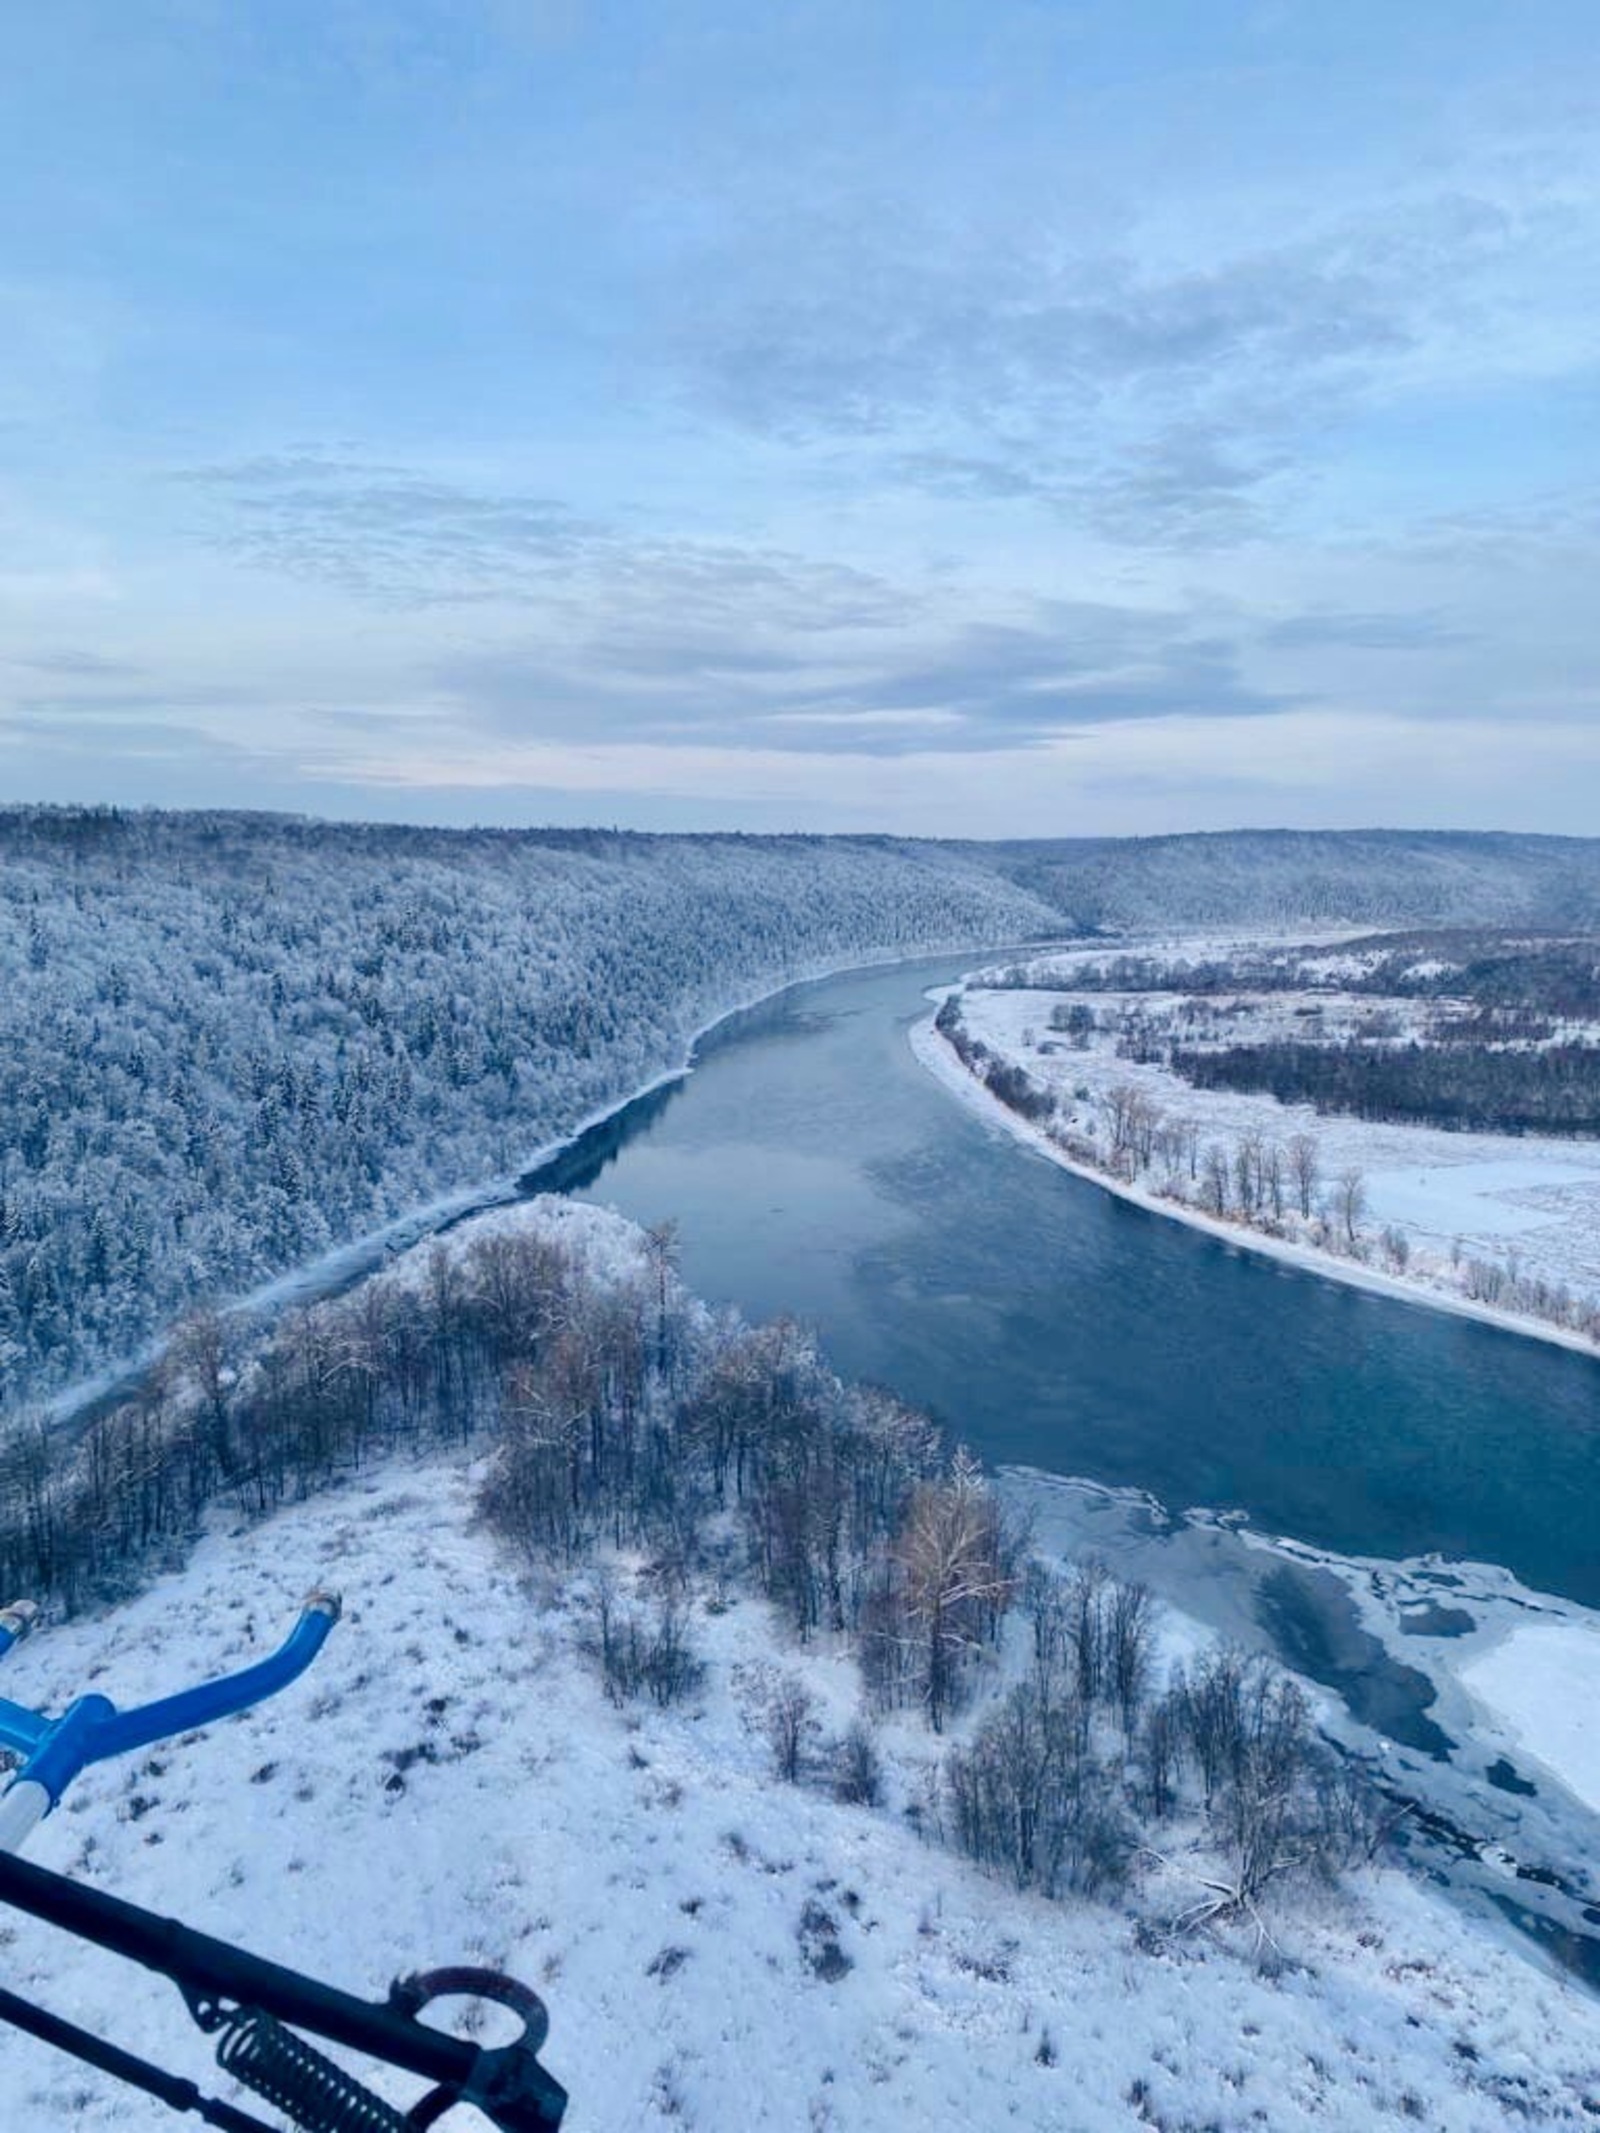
left=6, top=1449, right=1600, bottom=2131
left=924, top=936, right=1600, bottom=1357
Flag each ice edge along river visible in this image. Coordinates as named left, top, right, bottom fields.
left=910, top=1000, right=1600, bottom=1828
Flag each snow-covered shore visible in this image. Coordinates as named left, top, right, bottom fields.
left=911, top=971, right=1600, bottom=1364
left=8, top=1414, right=1600, bottom=2129
left=913, top=958, right=1600, bottom=1838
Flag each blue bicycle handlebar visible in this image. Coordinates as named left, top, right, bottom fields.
left=0, top=1593, right=340, bottom=1815
left=0, top=1603, right=39, bottom=1665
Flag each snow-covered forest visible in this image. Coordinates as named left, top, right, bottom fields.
left=6, top=808, right=1600, bottom=1412
left=0, top=809, right=1055, bottom=1406
left=970, top=827, right=1600, bottom=932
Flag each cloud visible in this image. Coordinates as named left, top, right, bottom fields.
left=678, top=214, right=1418, bottom=441
left=172, top=456, right=605, bottom=604
left=5, top=683, right=269, bottom=719
left=1259, top=609, right=1473, bottom=652
left=427, top=595, right=1295, bottom=757
left=171, top=453, right=912, bottom=630
left=6, top=649, right=146, bottom=677
left=658, top=184, right=1554, bottom=548
left=0, top=710, right=267, bottom=762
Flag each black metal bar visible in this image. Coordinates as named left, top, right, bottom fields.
left=0, top=1848, right=477, bottom=2083
left=0, top=1849, right=566, bottom=2128
left=0, top=1980, right=278, bottom=2133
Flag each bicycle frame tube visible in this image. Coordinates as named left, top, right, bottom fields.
left=0, top=1849, right=569, bottom=2129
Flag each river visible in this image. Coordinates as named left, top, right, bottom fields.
left=564, top=953, right=1600, bottom=1603
left=557, top=950, right=1600, bottom=1977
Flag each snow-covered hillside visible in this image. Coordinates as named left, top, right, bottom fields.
left=5, top=1210, right=1600, bottom=2131
left=964, top=828, right=1600, bottom=932
left=8, top=808, right=1599, bottom=1414
left=0, top=808, right=1056, bottom=1409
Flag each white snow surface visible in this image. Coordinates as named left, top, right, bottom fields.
left=7, top=1454, right=1600, bottom=2131
left=1461, top=1623, right=1600, bottom=1815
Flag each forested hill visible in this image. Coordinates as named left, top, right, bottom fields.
left=958, top=828, right=1600, bottom=931
left=6, top=809, right=1597, bottom=1409
left=0, top=808, right=1057, bottom=1407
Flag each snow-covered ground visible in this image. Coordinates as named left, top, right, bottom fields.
left=7, top=1448, right=1600, bottom=2131
left=1460, top=1621, right=1600, bottom=1816
left=919, top=939, right=1600, bottom=1358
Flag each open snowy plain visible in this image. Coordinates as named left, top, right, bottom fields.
left=9, top=1459, right=1600, bottom=2129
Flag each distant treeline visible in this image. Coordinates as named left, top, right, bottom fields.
left=1168, top=1039, right=1600, bottom=1137
left=990, top=930, right=1600, bottom=1020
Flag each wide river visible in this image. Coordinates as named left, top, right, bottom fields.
left=567, top=952, right=1600, bottom=1610
left=562, top=951, right=1600, bottom=1971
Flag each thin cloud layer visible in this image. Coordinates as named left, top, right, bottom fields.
left=0, top=4, right=1594, bottom=830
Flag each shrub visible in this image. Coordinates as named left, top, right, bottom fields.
left=831, top=1720, right=884, bottom=1807
left=590, top=1579, right=705, bottom=1708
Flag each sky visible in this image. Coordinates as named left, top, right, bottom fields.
left=0, top=1, right=1595, bottom=839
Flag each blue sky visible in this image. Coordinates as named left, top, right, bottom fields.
left=1, top=1, right=1595, bottom=835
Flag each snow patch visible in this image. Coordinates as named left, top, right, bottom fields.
left=1461, top=1624, right=1600, bottom=1814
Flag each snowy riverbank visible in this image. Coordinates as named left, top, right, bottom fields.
left=910, top=976, right=1600, bottom=1364
left=913, top=974, right=1600, bottom=1845
left=9, top=1361, right=1600, bottom=2128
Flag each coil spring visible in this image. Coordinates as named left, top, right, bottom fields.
left=214, top=2006, right=408, bottom=2133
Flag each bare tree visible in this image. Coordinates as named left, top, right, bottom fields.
left=1200, top=1143, right=1231, bottom=1215
left=1287, top=1133, right=1320, bottom=1220
left=1333, top=1166, right=1367, bottom=1249
left=1130, top=1094, right=1163, bottom=1171
left=896, top=1451, right=1014, bottom=1732
left=1102, top=1084, right=1143, bottom=1172
left=1232, top=1133, right=1266, bottom=1219
left=1262, top=1142, right=1286, bottom=1224
left=1107, top=1578, right=1155, bottom=1738
left=766, top=1672, right=820, bottom=1783
left=832, top=1719, right=884, bottom=1806
left=169, top=1307, right=236, bottom=1492
left=643, top=1219, right=681, bottom=1381
left=1176, top=1114, right=1201, bottom=1181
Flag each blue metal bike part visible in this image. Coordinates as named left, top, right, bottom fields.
left=0, top=1592, right=340, bottom=1815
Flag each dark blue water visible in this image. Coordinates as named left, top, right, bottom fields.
left=569, top=954, right=1600, bottom=1610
